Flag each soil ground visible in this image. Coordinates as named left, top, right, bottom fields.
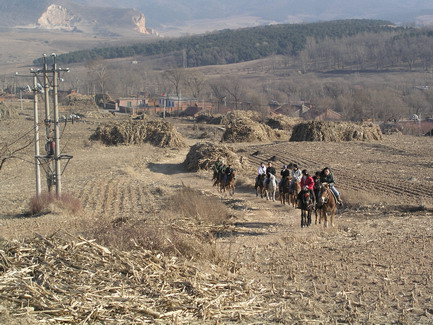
left=1, top=110, right=433, bottom=324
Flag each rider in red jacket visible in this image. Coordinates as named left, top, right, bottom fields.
left=301, top=170, right=314, bottom=191
left=299, top=169, right=315, bottom=205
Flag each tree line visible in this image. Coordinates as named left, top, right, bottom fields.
left=33, top=19, right=398, bottom=67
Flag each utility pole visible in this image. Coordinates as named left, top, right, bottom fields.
left=52, top=54, right=62, bottom=196
left=33, top=74, right=41, bottom=196
left=33, top=53, right=72, bottom=198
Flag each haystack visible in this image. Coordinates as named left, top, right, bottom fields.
left=0, top=102, right=18, bottom=120
left=222, top=116, right=285, bottom=143
left=380, top=123, right=402, bottom=135
left=290, top=121, right=383, bottom=142
left=184, top=142, right=247, bottom=171
left=91, top=118, right=185, bottom=147
left=65, top=93, right=96, bottom=106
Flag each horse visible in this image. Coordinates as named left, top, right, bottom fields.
left=263, top=174, right=277, bottom=201
left=299, top=187, right=314, bottom=228
left=289, top=180, right=301, bottom=207
left=318, top=183, right=337, bottom=227
left=279, top=176, right=291, bottom=205
left=255, top=174, right=265, bottom=198
left=221, top=170, right=236, bottom=195
left=313, top=178, right=322, bottom=224
left=213, top=170, right=224, bottom=191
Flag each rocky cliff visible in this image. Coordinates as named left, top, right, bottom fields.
left=32, top=2, right=157, bottom=36
left=37, top=4, right=80, bottom=31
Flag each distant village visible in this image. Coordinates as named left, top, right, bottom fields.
left=1, top=87, right=433, bottom=136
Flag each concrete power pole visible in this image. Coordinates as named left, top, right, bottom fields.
left=33, top=53, right=72, bottom=198
left=52, top=54, right=62, bottom=197
left=33, top=73, right=42, bottom=196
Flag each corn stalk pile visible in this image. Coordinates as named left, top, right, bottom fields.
left=183, top=142, right=247, bottom=172
left=91, top=119, right=185, bottom=148
left=0, top=233, right=267, bottom=324
left=290, top=121, right=383, bottom=142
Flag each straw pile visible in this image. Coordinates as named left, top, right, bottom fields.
left=222, top=116, right=285, bottom=143
left=91, top=119, right=185, bottom=147
left=265, top=115, right=299, bottom=131
left=184, top=142, right=247, bottom=171
left=290, top=121, right=383, bottom=142
left=65, top=93, right=95, bottom=106
left=0, top=233, right=267, bottom=324
left=0, top=103, right=18, bottom=120
left=380, top=123, right=402, bottom=135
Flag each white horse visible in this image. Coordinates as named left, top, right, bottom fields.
left=263, top=174, right=277, bottom=201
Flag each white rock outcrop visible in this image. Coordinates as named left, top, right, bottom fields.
left=37, top=4, right=80, bottom=31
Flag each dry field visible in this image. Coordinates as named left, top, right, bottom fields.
left=1, top=108, right=433, bottom=324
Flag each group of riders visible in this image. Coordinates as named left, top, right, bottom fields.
left=212, top=158, right=235, bottom=189
left=256, top=161, right=342, bottom=206
left=212, top=157, right=342, bottom=206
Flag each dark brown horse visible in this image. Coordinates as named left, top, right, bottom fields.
left=318, top=183, right=337, bottom=227
left=289, top=180, right=301, bottom=207
left=279, top=176, right=291, bottom=205
left=255, top=174, right=265, bottom=198
left=221, top=170, right=236, bottom=195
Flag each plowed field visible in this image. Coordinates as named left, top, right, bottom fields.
left=1, top=114, right=433, bottom=324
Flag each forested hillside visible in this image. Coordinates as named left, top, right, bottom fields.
left=34, top=20, right=398, bottom=67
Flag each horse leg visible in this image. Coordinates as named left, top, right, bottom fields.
left=307, top=209, right=312, bottom=227
left=331, top=211, right=335, bottom=227
left=323, top=210, right=328, bottom=227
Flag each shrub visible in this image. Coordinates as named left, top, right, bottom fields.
left=29, top=192, right=82, bottom=215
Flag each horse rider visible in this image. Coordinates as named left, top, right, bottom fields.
left=258, top=162, right=267, bottom=177
left=312, top=171, right=322, bottom=204
left=320, top=167, right=343, bottom=205
left=290, top=164, right=302, bottom=191
left=212, top=157, right=223, bottom=180
left=265, top=161, right=276, bottom=185
left=224, top=164, right=234, bottom=186
left=300, top=169, right=315, bottom=205
left=280, top=165, right=290, bottom=188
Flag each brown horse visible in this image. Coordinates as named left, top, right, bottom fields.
left=289, top=180, right=301, bottom=207
left=213, top=170, right=224, bottom=191
left=279, top=176, right=291, bottom=205
left=318, top=183, right=337, bottom=227
left=221, top=171, right=236, bottom=195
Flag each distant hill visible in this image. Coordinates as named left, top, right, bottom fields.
left=0, top=0, right=156, bottom=36
left=34, top=19, right=402, bottom=67
left=67, top=0, right=433, bottom=28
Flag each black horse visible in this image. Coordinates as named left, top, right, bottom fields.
left=255, top=174, right=265, bottom=198
left=299, top=188, right=314, bottom=228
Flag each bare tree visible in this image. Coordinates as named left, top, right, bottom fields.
left=163, top=69, right=185, bottom=97
left=210, top=82, right=227, bottom=113
left=86, top=61, right=110, bottom=95
left=184, top=71, right=205, bottom=99
left=0, top=136, right=33, bottom=172
left=224, top=78, right=245, bottom=110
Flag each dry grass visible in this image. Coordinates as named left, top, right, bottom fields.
left=82, top=186, right=230, bottom=261
left=29, top=192, right=82, bottom=215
